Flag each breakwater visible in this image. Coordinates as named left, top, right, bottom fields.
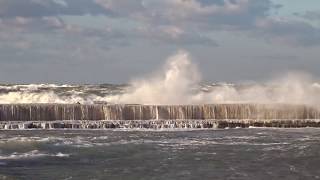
left=1, top=104, right=320, bottom=129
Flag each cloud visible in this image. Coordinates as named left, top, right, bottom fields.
left=95, top=0, right=320, bottom=47
left=0, top=16, right=65, bottom=33
left=0, top=0, right=219, bottom=46
left=132, top=24, right=218, bottom=46
left=0, top=0, right=320, bottom=58
left=0, top=0, right=107, bottom=18
left=95, top=0, right=274, bottom=28
left=255, top=17, right=320, bottom=46
left=1, top=0, right=320, bottom=83
left=94, top=0, right=275, bottom=45
left=0, top=15, right=129, bottom=67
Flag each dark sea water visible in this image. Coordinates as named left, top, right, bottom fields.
left=0, top=128, right=320, bottom=180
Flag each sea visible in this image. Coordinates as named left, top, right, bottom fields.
left=0, top=128, right=320, bottom=180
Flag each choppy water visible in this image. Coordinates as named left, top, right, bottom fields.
left=0, top=84, right=127, bottom=104
left=0, top=83, right=226, bottom=104
left=0, top=128, right=320, bottom=180
left=2, top=82, right=320, bottom=105
left=0, top=83, right=271, bottom=105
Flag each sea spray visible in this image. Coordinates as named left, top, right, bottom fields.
left=106, top=50, right=201, bottom=104
left=106, top=51, right=320, bottom=105
left=0, top=51, right=320, bottom=105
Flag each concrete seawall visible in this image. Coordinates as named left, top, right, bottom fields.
left=1, top=104, right=320, bottom=129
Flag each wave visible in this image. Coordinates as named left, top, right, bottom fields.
left=0, top=150, right=70, bottom=160
left=0, top=136, right=64, bottom=143
left=1, top=50, right=320, bottom=105
left=0, top=83, right=126, bottom=104
left=0, top=84, right=77, bottom=91
left=106, top=51, right=320, bottom=105
left=1, top=136, right=290, bottom=149
left=0, top=91, right=103, bottom=104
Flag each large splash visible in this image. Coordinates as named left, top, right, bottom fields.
left=1, top=50, right=320, bottom=105
left=106, top=51, right=320, bottom=105
left=106, top=51, right=201, bottom=104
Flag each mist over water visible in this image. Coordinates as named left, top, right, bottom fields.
left=0, top=50, right=320, bottom=105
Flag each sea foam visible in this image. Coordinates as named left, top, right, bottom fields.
left=0, top=51, right=320, bottom=105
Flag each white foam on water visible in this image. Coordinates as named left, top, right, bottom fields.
left=0, top=136, right=65, bottom=143
left=0, top=91, right=98, bottom=104
left=0, top=150, right=70, bottom=160
left=55, top=152, right=70, bottom=157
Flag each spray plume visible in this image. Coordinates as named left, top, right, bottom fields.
left=107, top=51, right=320, bottom=105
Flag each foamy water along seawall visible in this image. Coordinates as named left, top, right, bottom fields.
left=1, top=104, right=320, bottom=129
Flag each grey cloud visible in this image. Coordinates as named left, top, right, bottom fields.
left=95, top=0, right=271, bottom=46
left=134, top=25, right=218, bottom=46
left=1, top=0, right=320, bottom=54
left=0, top=16, right=129, bottom=67
left=0, top=0, right=108, bottom=18
left=94, top=0, right=288, bottom=45
left=255, top=18, right=320, bottom=46
left=95, top=0, right=320, bottom=47
left=0, top=0, right=217, bottom=46
left=95, top=0, right=273, bottom=27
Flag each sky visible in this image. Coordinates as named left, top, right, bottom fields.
left=0, top=0, right=320, bottom=84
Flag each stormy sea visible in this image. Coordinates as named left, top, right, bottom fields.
left=1, top=52, right=320, bottom=179
left=1, top=129, right=320, bottom=179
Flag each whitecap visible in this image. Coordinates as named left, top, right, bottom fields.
left=0, top=150, right=70, bottom=160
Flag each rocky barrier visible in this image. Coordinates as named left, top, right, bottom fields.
left=1, top=104, right=320, bottom=129
left=1, top=119, right=320, bottom=130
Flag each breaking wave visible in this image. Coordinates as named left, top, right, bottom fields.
left=1, top=50, right=320, bottom=105
left=0, top=150, right=70, bottom=160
